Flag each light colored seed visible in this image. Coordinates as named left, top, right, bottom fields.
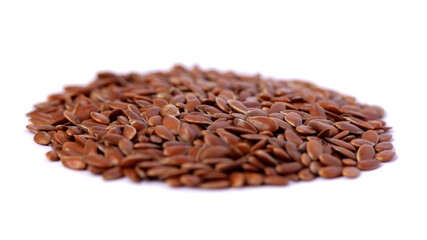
left=161, top=104, right=180, bottom=116
left=244, top=172, right=264, bottom=186
left=34, top=131, right=51, bottom=145
left=375, top=142, right=393, bottom=152
left=246, top=116, right=279, bottom=132
left=318, top=166, right=342, bottom=178
left=357, top=159, right=380, bottom=170
left=263, top=175, right=289, bottom=185
left=284, top=112, right=302, bottom=127
left=307, top=140, right=323, bottom=161
left=90, top=112, right=110, bottom=124
left=362, top=130, right=379, bottom=144
left=276, top=162, right=303, bottom=175
left=375, top=150, right=396, bottom=162
left=319, top=153, right=342, bottom=166
left=357, top=144, right=376, bottom=161
left=342, top=167, right=360, bottom=178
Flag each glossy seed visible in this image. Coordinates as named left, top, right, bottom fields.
left=357, top=144, right=376, bottom=161
left=375, top=150, right=396, bottom=162
left=357, top=159, right=380, bottom=170
left=342, top=166, right=360, bottom=178
left=34, top=131, right=51, bottom=145
left=318, top=166, right=342, bottom=178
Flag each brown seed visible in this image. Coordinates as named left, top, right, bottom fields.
left=244, top=172, right=264, bottom=186
left=179, top=174, right=201, bottom=187
left=228, top=100, right=249, bottom=113
left=319, top=153, right=342, bottom=166
left=334, top=121, right=364, bottom=134
left=357, top=144, right=376, bottom=161
left=263, top=175, right=289, bottom=186
left=246, top=116, right=279, bottom=132
left=350, top=138, right=375, bottom=148
left=254, top=150, right=279, bottom=166
left=362, top=130, right=379, bottom=144
left=342, top=158, right=357, bottom=166
left=375, top=142, right=393, bottom=152
left=284, top=112, right=302, bottom=127
left=184, top=115, right=212, bottom=125
left=342, top=166, right=360, bottom=178
left=298, top=168, right=315, bottom=181
left=343, top=116, right=374, bottom=130
left=200, top=146, right=229, bottom=159
left=90, top=112, right=110, bottom=124
left=326, top=138, right=356, bottom=151
left=357, top=159, right=380, bottom=170
left=378, top=133, right=393, bottom=142
left=276, top=162, right=303, bottom=175
left=306, top=140, right=323, bottom=161
left=332, top=145, right=356, bottom=159
left=118, top=138, right=133, bottom=155
left=34, top=131, right=51, bottom=145
left=102, top=166, right=124, bottom=180
left=375, top=150, right=396, bottom=162
left=230, top=172, right=245, bottom=187
left=123, top=125, right=137, bottom=140
left=199, top=180, right=230, bottom=189
left=61, top=156, right=87, bottom=170
left=161, top=104, right=180, bottom=116
left=154, top=125, right=175, bottom=141
left=216, top=97, right=232, bottom=113
left=84, top=154, right=113, bottom=168
left=318, top=166, right=342, bottom=178
left=166, top=177, right=182, bottom=187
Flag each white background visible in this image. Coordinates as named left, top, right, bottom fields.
left=1, top=1, right=426, bottom=239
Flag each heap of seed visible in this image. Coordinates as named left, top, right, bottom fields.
left=27, top=65, right=395, bottom=188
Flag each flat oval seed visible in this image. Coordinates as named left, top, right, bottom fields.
left=276, top=162, right=303, bottom=175
left=375, top=142, right=393, bottom=152
left=375, top=150, right=396, bottom=162
left=378, top=133, right=393, bottom=142
left=228, top=100, right=249, bottom=113
left=161, top=104, right=180, bottom=116
left=357, top=144, right=376, bottom=161
left=342, top=166, right=360, bottom=178
left=244, top=172, right=264, bottom=186
left=319, top=153, right=342, bottom=166
left=184, top=115, right=213, bottom=124
left=284, top=112, right=302, bottom=127
left=357, top=159, right=380, bottom=170
left=263, top=176, right=289, bottom=186
left=230, top=172, right=245, bottom=188
left=199, top=180, right=230, bottom=189
left=154, top=125, right=175, bottom=141
left=307, top=140, right=323, bottom=161
left=179, top=174, right=201, bottom=187
left=298, top=168, right=315, bottom=181
left=318, top=166, right=342, bottom=178
left=247, top=116, right=279, bottom=132
left=34, top=131, right=51, bottom=145
left=362, top=130, right=379, bottom=144
left=90, top=112, right=110, bottom=124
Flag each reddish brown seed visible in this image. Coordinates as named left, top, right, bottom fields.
left=357, top=159, right=381, bottom=170
left=326, top=138, right=356, bottom=151
left=295, top=125, right=317, bottom=135
left=246, top=116, right=279, bottom=132
left=118, top=138, right=133, bottom=155
left=216, top=97, right=232, bottom=113
left=306, top=140, right=323, bottom=161
left=161, top=104, right=180, bottom=116
left=263, top=175, right=289, bottom=186
left=342, top=158, right=357, bottom=166
left=350, top=138, right=375, bottom=148
left=45, top=150, right=59, bottom=161
left=276, top=162, right=303, bottom=175
left=123, top=168, right=141, bottom=182
left=343, top=116, right=374, bottom=130
left=254, top=150, right=279, bottom=166
left=184, top=115, right=213, bottom=125
left=375, top=150, right=396, bottom=162
left=378, top=133, right=393, bottom=142
left=61, top=156, right=87, bottom=170
left=154, top=125, right=175, bottom=141
left=362, top=130, right=379, bottom=144
left=375, top=142, right=394, bottom=152
left=34, top=131, right=51, bottom=145
left=284, top=112, right=302, bottom=127
left=228, top=100, right=249, bottom=113
left=229, top=172, right=245, bottom=188
left=332, top=145, right=356, bottom=160
left=162, top=115, right=180, bottom=135
left=200, top=146, right=229, bottom=159
left=165, top=177, right=182, bottom=187
left=342, top=167, right=360, bottom=178
left=123, top=125, right=137, bottom=140
left=318, top=166, right=342, bottom=178
left=357, top=144, right=376, bottom=161
left=298, top=168, right=315, bottom=181
left=244, top=172, right=264, bottom=186
left=102, top=167, right=124, bottom=180
left=90, top=112, right=110, bottom=124
left=84, top=154, right=112, bottom=168
left=180, top=174, right=201, bottom=187
left=319, top=153, right=342, bottom=167
left=199, top=180, right=230, bottom=189
left=334, top=121, right=364, bottom=134
left=62, top=142, right=84, bottom=155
